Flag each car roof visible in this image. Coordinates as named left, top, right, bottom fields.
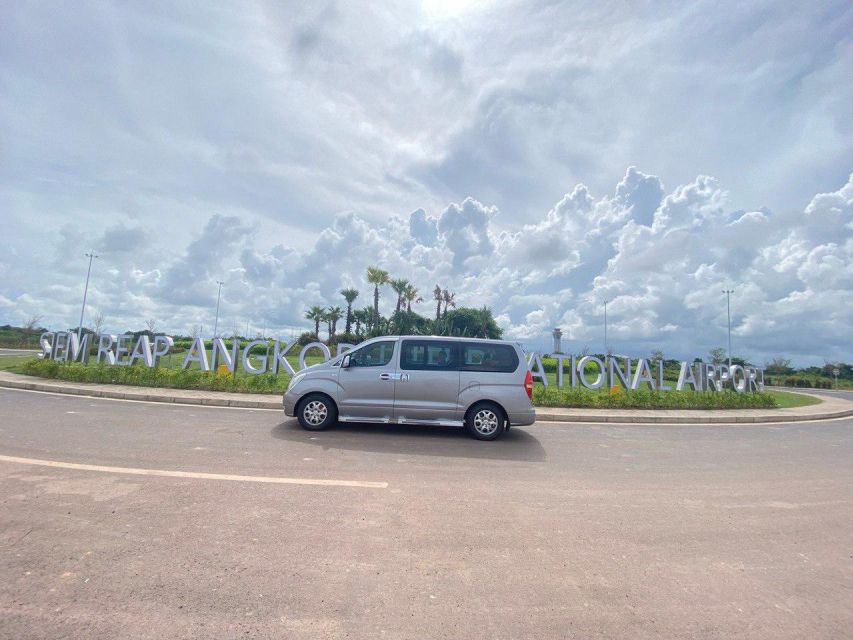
left=374, top=335, right=512, bottom=344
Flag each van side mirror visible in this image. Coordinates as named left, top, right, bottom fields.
left=341, top=354, right=351, bottom=369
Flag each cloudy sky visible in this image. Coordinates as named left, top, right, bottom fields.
left=1, top=0, right=851, bottom=365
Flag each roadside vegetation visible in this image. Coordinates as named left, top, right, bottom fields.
left=532, top=385, right=778, bottom=410
left=20, top=358, right=292, bottom=394
left=9, top=357, right=815, bottom=410
left=766, top=390, right=822, bottom=409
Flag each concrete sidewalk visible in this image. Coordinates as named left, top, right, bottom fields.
left=1, top=370, right=851, bottom=424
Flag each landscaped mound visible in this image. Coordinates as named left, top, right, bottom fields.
left=21, top=358, right=780, bottom=409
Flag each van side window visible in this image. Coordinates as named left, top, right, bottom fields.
left=348, top=341, right=395, bottom=367
left=461, top=343, right=519, bottom=373
left=400, top=341, right=458, bottom=371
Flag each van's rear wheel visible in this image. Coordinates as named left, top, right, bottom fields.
left=296, top=394, right=337, bottom=431
left=465, top=402, right=506, bottom=441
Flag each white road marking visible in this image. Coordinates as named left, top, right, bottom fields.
left=539, top=414, right=853, bottom=427
left=0, top=387, right=281, bottom=412
left=0, top=454, right=388, bottom=489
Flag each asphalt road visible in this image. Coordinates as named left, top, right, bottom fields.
left=797, top=387, right=853, bottom=402
left=1, top=389, right=851, bottom=639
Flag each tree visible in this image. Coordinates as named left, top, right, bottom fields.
left=352, top=307, right=372, bottom=338
left=441, top=289, right=456, bottom=317
left=390, top=278, right=410, bottom=313
left=366, top=266, right=390, bottom=329
left=24, top=314, right=43, bottom=331
left=340, top=288, right=359, bottom=334
left=404, top=284, right=423, bottom=312
left=766, top=357, right=793, bottom=375
left=650, top=349, right=664, bottom=363
left=144, top=319, right=158, bottom=335
left=91, top=311, right=106, bottom=335
left=433, top=307, right=502, bottom=339
left=709, top=347, right=727, bottom=365
left=391, top=309, right=431, bottom=335
left=433, top=285, right=443, bottom=320
left=305, top=305, right=325, bottom=338
left=326, top=306, right=343, bottom=342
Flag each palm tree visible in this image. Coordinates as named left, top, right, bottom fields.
left=390, top=278, right=410, bottom=313
left=340, top=288, right=359, bottom=334
left=305, top=305, right=325, bottom=338
left=433, top=284, right=443, bottom=320
left=366, top=266, right=390, bottom=329
left=353, top=307, right=372, bottom=337
left=442, top=289, right=456, bottom=317
left=326, top=306, right=343, bottom=342
left=404, top=284, right=423, bottom=312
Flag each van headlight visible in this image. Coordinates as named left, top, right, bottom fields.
left=287, top=373, right=306, bottom=391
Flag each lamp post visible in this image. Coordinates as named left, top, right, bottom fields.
left=722, top=289, right=734, bottom=368
left=603, top=299, right=609, bottom=355
left=213, top=281, right=224, bottom=338
left=77, top=252, right=99, bottom=343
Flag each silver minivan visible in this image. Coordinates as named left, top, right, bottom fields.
left=283, top=336, right=536, bottom=440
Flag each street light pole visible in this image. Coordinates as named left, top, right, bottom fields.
left=603, top=299, right=609, bottom=355
left=78, top=252, right=99, bottom=343
left=213, top=281, right=224, bottom=338
left=723, top=289, right=734, bottom=368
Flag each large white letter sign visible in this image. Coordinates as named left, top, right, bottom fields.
left=676, top=361, right=699, bottom=391
left=241, top=339, right=269, bottom=375
left=115, top=334, right=133, bottom=366
left=39, top=332, right=53, bottom=359
left=631, top=358, right=655, bottom=390
left=182, top=337, right=210, bottom=371
left=211, top=338, right=239, bottom=373
left=299, top=342, right=332, bottom=370
left=608, top=356, right=632, bottom=389
left=152, top=335, right=174, bottom=365
left=577, top=356, right=605, bottom=390
left=97, top=334, right=117, bottom=365
left=271, top=340, right=296, bottom=375
left=526, top=353, right=548, bottom=387
left=129, top=335, right=153, bottom=367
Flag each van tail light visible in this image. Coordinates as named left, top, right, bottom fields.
left=524, top=370, right=533, bottom=400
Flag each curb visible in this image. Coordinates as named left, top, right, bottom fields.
left=0, top=377, right=281, bottom=410
left=1, top=376, right=852, bottom=424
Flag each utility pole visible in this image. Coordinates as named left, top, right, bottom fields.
left=603, top=299, right=609, bottom=356
left=213, top=281, right=224, bottom=338
left=723, top=289, right=734, bottom=368
left=78, top=252, right=99, bottom=343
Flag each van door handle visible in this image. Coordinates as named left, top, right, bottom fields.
left=379, top=373, right=392, bottom=380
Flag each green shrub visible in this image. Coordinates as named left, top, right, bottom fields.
left=21, top=358, right=291, bottom=394
left=532, top=385, right=777, bottom=409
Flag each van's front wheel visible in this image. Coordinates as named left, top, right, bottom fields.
left=465, top=402, right=506, bottom=441
left=296, top=394, right=337, bottom=431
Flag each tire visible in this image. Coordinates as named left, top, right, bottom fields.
left=296, top=394, right=337, bottom=431
left=464, top=402, right=506, bottom=441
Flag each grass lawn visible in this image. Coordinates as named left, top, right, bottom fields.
left=766, top=389, right=823, bottom=408
left=0, top=354, right=33, bottom=373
